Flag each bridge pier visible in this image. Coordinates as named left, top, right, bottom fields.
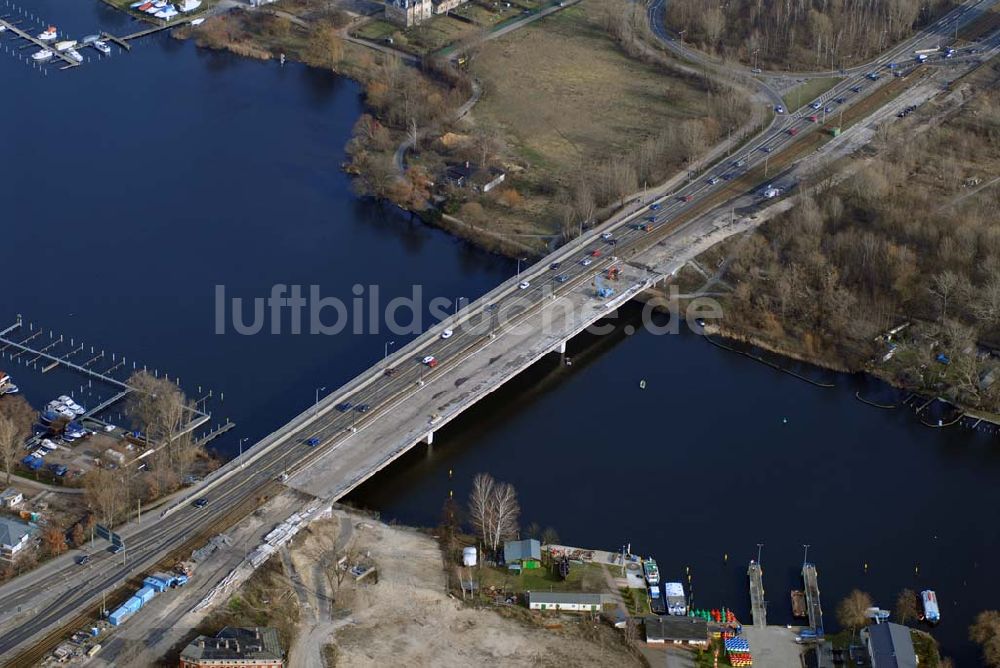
left=553, top=340, right=567, bottom=355
left=425, top=431, right=434, bottom=445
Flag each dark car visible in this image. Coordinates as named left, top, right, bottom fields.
left=355, top=404, right=370, bottom=413
left=384, top=368, right=397, bottom=377
left=76, top=554, right=91, bottom=566
left=834, top=97, right=846, bottom=104
left=649, top=203, right=661, bottom=210
left=850, top=86, right=863, bottom=93
left=549, top=262, right=561, bottom=270
left=192, top=498, right=209, bottom=508
left=335, top=402, right=352, bottom=412
left=306, top=437, right=320, bottom=447
left=108, top=544, right=123, bottom=555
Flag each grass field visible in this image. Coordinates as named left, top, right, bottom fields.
left=781, top=77, right=843, bottom=111
left=472, top=0, right=711, bottom=176
left=476, top=561, right=609, bottom=594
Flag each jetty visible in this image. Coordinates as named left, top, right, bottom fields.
left=802, top=561, right=825, bottom=636
left=748, top=560, right=767, bottom=627
left=0, top=18, right=80, bottom=67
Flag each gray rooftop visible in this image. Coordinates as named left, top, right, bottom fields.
left=528, top=591, right=603, bottom=605
left=867, top=623, right=917, bottom=668
left=0, top=516, right=34, bottom=549
left=644, top=615, right=709, bottom=642
left=180, top=627, right=283, bottom=664
left=504, top=538, right=541, bottom=563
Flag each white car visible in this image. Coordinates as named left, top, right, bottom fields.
left=441, top=329, right=453, bottom=339
left=580, top=258, right=593, bottom=267
left=518, top=281, right=530, bottom=289
left=600, top=232, right=613, bottom=240
left=422, top=356, right=438, bottom=367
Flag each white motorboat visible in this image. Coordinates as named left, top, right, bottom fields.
left=94, top=40, right=111, bottom=55
left=37, top=26, right=58, bottom=41
left=66, top=49, right=83, bottom=63
left=54, top=40, right=77, bottom=52
left=32, top=48, right=53, bottom=61
left=190, top=18, right=205, bottom=25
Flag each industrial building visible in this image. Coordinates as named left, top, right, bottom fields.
left=862, top=623, right=918, bottom=668
left=643, top=616, right=709, bottom=646
left=179, top=627, right=284, bottom=668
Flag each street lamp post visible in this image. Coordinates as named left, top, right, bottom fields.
left=757, top=543, right=763, bottom=565
left=383, top=341, right=395, bottom=370
left=239, top=437, right=248, bottom=469
left=516, top=257, right=527, bottom=280
left=314, top=386, right=326, bottom=416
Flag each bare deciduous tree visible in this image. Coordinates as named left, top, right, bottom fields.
left=971, top=610, right=1000, bottom=667
left=837, top=589, right=873, bottom=636
left=895, top=588, right=919, bottom=626
left=0, top=396, right=34, bottom=484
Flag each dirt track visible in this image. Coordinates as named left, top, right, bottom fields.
left=285, top=510, right=640, bottom=667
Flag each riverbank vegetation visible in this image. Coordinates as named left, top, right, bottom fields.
left=664, top=0, right=955, bottom=70
left=178, top=0, right=752, bottom=256
left=381, top=0, right=751, bottom=254
left=714, top=61, right=1000, bottom=413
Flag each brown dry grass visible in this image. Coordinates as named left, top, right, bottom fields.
left=472, top=0, right=709, bottom=175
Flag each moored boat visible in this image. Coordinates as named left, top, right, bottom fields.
left=54, top=40, right=77, bottom=52
left=32, top=49, right=53, bottom=61
left=94, top=40, right=111, bottom=55
left=920, top=590, right=940, bottom=624
left=37, top=26, right=58, bottom=41
left=642, top=557, right=660, bottom=586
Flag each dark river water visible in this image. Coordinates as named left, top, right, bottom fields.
left=1, top=2, right=997, bottom=664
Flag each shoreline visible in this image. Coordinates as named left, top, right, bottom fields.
left=703, top=322, right=1000, bottom=427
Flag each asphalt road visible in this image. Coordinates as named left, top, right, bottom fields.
left=0, top=0, right=997, bottom=661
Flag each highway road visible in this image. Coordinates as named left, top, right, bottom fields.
left=0, top=1, right=997, bottom=663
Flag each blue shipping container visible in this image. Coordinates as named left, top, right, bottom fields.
left=124, top=596, right=143, bottom=613
left=108, top=606, right=132, bottom=626
left=175, top=574, right=189, bottom=586
left=135, top=586, right=156, bottom=605
left=143, top=577, right=167, bottom=593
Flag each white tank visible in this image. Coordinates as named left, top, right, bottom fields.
left=462, top=546, right=477, bottom=567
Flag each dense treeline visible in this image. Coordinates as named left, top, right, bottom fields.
left=722, top=69, right=1000, bottom=409
left=666, top=0, right=954, bottom=68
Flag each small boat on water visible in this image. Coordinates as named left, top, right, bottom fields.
left=921, top=590, right=940, bottom=624
left=642, top=557, right=660, bottom=586
left=37, top=26, right=58, bottom=41
left=649, top=586, right=666, bottom=615
left=66, top=49, right=83, bottom=63
left=129, top=0, right=146, bottom=6
left=54, top=40, right=77, bottom=52
left=32, top=49, right=53, bottom=61
left=93, top=40, right=111, bottom=55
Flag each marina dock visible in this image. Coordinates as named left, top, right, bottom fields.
left=802, top=562, right=825, bottom=636
left=0, top=17, right=80, bottom=68
left=748, top=560, right=767, bottom=627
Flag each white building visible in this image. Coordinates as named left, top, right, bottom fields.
left=0, top=516, right=36, bottom=562
left=385, top=0, right=433, bottom=27
left=527, top=592, right=603, bottom=612
left=0, top=488, right=24, bottom=509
